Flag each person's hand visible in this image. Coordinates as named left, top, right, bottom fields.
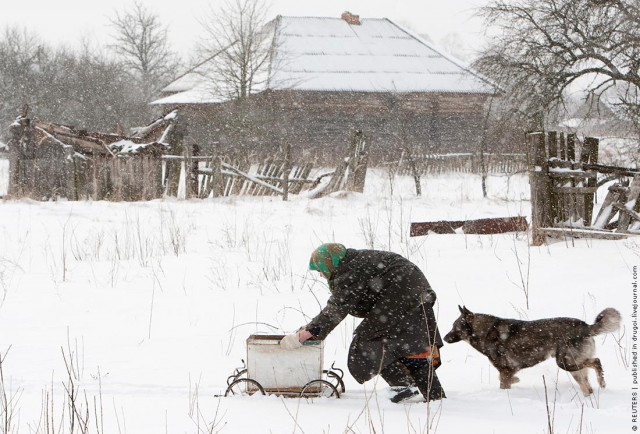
left=280, top=332, right=303, bottom=350
left=280, top=329, right=313, bottom=349
left=298, top=329, right=313, bottom=342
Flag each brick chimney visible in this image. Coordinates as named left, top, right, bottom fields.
left=341, top=11, right=361, bottom=25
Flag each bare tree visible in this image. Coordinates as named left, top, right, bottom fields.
left=66, top=40, right=151, bottom=129
left=195, top=0, right=279, bottom=152
left=197, top=0, right=275, bottom=101
left=0, top=25, right=156, bottom=138
left=0, top=27, right=47, bottom=128
left=473, top=0, right=640, bottom=130
left=109, top=1, right=179, bottom=103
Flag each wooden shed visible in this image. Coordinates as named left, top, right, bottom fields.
left=152, top=13, right=495, bottom=164
left=5, top=111, right=179, bottom=201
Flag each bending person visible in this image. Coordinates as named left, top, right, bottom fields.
left=281, top=243, right=445, bottom=403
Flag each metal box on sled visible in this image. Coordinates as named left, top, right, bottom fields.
left=224, top=334, right=345, bottom=398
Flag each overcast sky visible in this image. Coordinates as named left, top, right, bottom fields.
left=0, top=0, right=491, bottom=60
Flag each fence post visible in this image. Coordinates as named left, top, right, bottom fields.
left=528, top=131, right=553, bottom=246
left=209, top=142, right=224, bottom=198
left=567, top=134, right=576, bottom=161
left=153, top=153, right=164, bottom=199
left=548, top=131, right=558, bottom=159
left=7, top=117, right=27, bottom=197
left=185, top=144, right=199, bottom=198
left=350, top=131, right=368, bottom=193
left=583, top=137, right=600, bottom=225
left=64, top=145, right=78, bottom=200
left=344, top=130, right=361, bottom=192
left=212, top=156, right=223, bottom=198
left=183, top=144, right=192, bottom=200
left=282, top=142, right=290, bottom=201
left=163, top=118, right=186, bottom=197
left=586, top=137, right=599, bottom=164
left=164, top=154, right=180, bottom=197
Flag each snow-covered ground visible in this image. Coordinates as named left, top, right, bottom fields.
left=0, top=166, right=633, bottom=433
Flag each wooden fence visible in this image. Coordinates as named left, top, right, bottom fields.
left=396, top=152, right=527, bottom=176
left=162, top=156, right=315, bottom=199
left=9, top=151, right=165, bottom=201
left=166, top=130, right=369, bottom=200
left=6, top=110, right=370, bottom=201
left=527, top=131, right=640, bottom=244
left=9, top=110, right=536, bottom=201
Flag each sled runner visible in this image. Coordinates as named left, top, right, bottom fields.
left=224, top=334, right=345, bottom=398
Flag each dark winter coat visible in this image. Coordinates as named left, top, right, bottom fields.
left=304, top=248, right=443, bottom=383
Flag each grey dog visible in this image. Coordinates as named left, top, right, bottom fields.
left=444, top=306, right=621, bottom=395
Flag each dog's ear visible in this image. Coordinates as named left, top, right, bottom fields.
left=461, top=306, right=473, bottom=317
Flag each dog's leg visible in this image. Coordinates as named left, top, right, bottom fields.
left=556, top=352, right=597, bottom=396
left=584, top=358, right=605, bottom=389
left=569, top=369, right=593, bottom=396
left=498, top=369, right=518, bottom=389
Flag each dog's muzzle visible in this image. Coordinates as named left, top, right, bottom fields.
left=443, top=332, right=459, bottom=343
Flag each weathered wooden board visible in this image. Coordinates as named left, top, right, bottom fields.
left=537, top=227, right=629, bottom=240
left=618, top=176, right=640, bottom=233
left=410, top=216, right=528, bottom=236
left=593, top=188, right=625, bottom=229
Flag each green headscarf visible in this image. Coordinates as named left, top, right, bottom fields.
left=309, top=243, right=347, bottom=278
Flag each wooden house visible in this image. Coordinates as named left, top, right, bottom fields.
left=152, top=12, right=495, bottom=164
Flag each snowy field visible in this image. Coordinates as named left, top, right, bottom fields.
left=0, top=165, right=633, bottom=433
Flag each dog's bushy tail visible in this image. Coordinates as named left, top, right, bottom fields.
left=589, top=308, right=622, bottom=336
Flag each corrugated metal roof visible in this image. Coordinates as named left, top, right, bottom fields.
left=152, top=16, right=494, bottom=105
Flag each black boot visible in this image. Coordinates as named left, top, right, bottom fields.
left=382, top=360, right=421, bottom=403
left=423, top=372, right=446, bottom=402
left=390, top=387, right=419, bottom=403
left=401, top=358, right=446, bottom=402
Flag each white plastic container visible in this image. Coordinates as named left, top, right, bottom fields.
left=246, top=334, right=324, bottom=395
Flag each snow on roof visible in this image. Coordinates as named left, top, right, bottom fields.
left=130, top=110, right=178, bottom=139
left=152, top=15, right=494, bottom=105
left=271, top=17, right=492, bottom=93
left=109, top=139, right=170, bottom=155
